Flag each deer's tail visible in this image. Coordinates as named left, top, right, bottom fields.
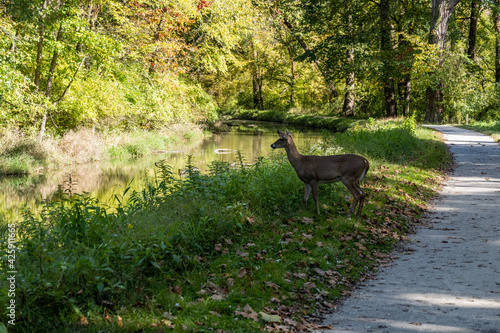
left=359, top=158, right=369, bottom=183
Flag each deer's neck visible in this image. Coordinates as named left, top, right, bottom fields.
left=285, top=140, right=303, bottom=167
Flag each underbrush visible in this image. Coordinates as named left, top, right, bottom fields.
left=0, top=124, right=204, bottom=175
left=0, top=120, right=450, bottom=332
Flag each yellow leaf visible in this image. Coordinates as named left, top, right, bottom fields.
left=259, top=311, right=281, bottom=323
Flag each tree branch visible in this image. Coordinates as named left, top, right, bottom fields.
left=54, top=54, right=88, bottom=106
left=0, top=27, right=18, bottom=51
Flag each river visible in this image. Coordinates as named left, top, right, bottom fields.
left=0, top=121, right=323, bottom=223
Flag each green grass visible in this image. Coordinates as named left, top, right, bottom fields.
left=0, top=119, right=450, bottom=332
left=458, top=120, right=500, bottom=142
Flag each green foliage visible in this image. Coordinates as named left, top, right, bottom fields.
left=57, top=70, right=218, bottom=131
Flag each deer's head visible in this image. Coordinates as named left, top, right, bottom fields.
left=271, top=130, right=292, bottom=149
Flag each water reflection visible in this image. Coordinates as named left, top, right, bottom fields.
left=0, top=122, right=322, bottom=223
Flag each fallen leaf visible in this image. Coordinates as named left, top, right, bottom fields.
left=160, top=319, right=174, bottom=328
left=283, top=318, right=299, bottom=327
left=236, top=249, right=249, bottom=257
left=103, top=309, right=111, bottom=322
left=172, top=285, right=182, bottom=295
left=238, top=267, right=247, bottom=278
left=246, top=217, right=256, bottom=224
left=303, top=281, right=316, bottom=290
left=210, top=294, right=226, bottom=301
left=117, top=315, right=123, bottom=327
left=235, top=304, right=259, bottom=322
left=205, top=281, right=219, bottom=289
left=301, top=217, right=314, bottom=224
left=196, top=289, right=207, bottom=295
left=214, top=244, right=222, bottom=252
left=209, top=311, right=222, bottom=317
left=79, top=316, right=89, bottom=326
left=259, top=311, right=281, bottom=323
left=293, top=273, right=307, bottom=279
left=265, top=281, right=280, bottom=291
left=299, top=247, right=311, bottom=254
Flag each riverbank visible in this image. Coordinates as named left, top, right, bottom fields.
left=0, top=124, right=205, bottom=176
left=0, top=118, right=451, bottom=332
left=223, top=109, right=365, bottom=132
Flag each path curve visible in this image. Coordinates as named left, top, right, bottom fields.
left=316, top=125, right=500, bottom=333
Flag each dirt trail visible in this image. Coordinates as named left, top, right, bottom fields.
left=316, top=125, right=500, bottom=333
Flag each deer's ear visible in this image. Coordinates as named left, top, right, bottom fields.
left=277, top=130, right=286, bottom=137
left=286, top=130, right=292, bottom=137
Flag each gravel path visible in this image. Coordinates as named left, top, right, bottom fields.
left=316, top=125, right=500, bottom=333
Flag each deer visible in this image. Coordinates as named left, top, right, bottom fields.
left=271, top=130, right=369, bottom=218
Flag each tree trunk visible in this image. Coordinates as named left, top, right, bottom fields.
left=467, top=0, right=478, bottom=61
left=77, top=1, right=98, bottom=69
left=425, top=0, right=461, bottom=123
left=495, top=0, right=500, bottom=83
left=342, top=13, right=355, bottom=116
left=397, top=30, right=412, bottom=116
left=39, top=24, right=63, bottom=142
left=425, top=83, right=444, bottom=122
left=290, top=56, right=295, bottom=106
left=39, top=112, right=47, bottom=142
left=380, top=0, right=397, bottom=117
left=45, top=24, right=63, bottom=98
left=342, top=69, right=355, bottom=116
left=282, top=19, right=339, bottom=99
left=252, top=41, right=263, bottom=110
left=34, top=0, right=48, bottom=91
left=403, top=76, right=411, bottom=116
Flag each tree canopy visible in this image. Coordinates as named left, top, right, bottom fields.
left=1, top=0, right=500, bottom=136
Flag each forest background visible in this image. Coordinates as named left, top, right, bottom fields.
left=1, top=0, right=500, bottom=141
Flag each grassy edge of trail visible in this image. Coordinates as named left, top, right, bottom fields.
left=0, top=118, right=451, bottom=332
left=457, top=120, right=500, bottom=142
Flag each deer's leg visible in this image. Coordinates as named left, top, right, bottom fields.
left=342, top=180, right=361, bottom=219
left=303, top=183, right=312, bottom=210
left=310, top=181, right=320, bottom=214
left=355, top=182, right=366, bottom=218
